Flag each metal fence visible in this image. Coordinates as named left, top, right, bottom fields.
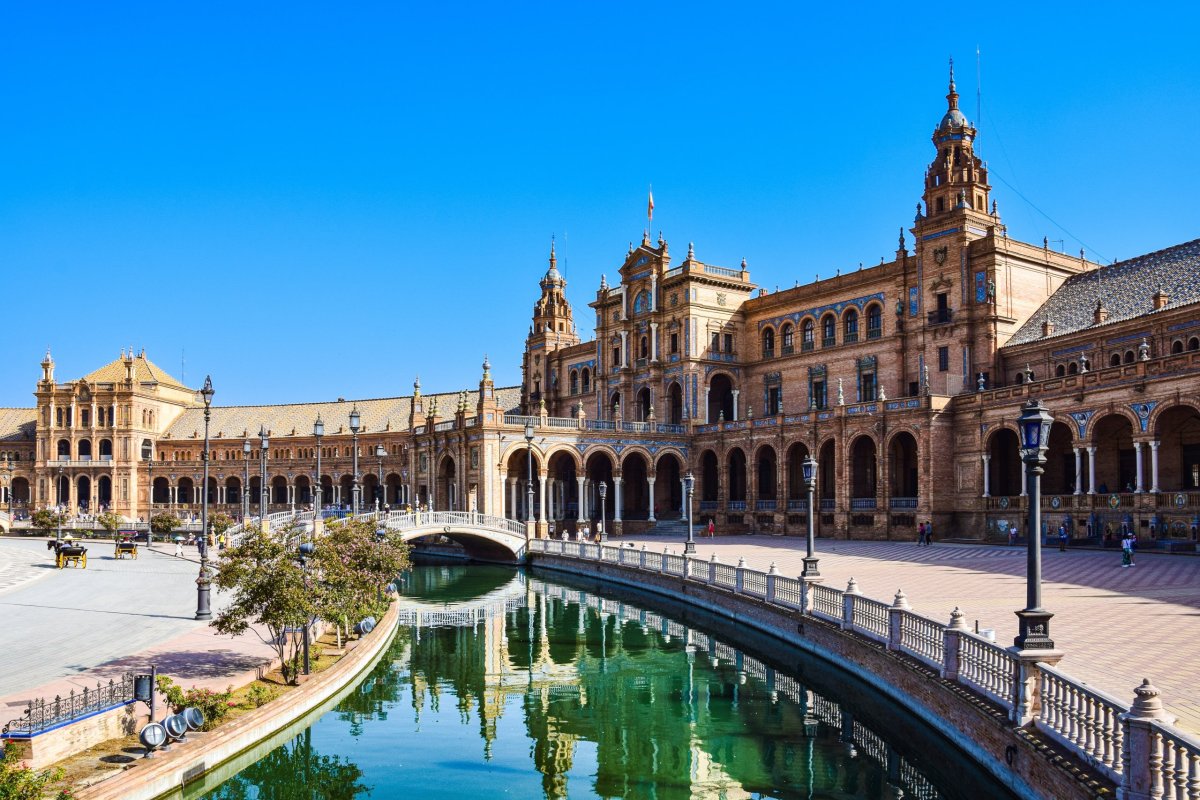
left=2, top=674, right=135, bottom=737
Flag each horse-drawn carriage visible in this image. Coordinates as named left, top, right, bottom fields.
left=114, top=540, right=138, bottom=559
left=47, top=538, right=87, bottom=569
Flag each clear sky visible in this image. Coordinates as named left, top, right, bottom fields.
left=3, top=2, right=1197, bottom=408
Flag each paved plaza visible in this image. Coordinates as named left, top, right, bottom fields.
left=0, top=537, right=275, bottom=729
left=624, top=534, right=1200, bottom=734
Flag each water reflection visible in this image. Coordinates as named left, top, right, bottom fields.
left=201, top=565, right=1011, bottom=800
left=202, top=729, right=366, bottom=800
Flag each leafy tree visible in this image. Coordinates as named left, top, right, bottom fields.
left=209, top=511, right=235, bottom=537
left=150, top=513, right=182, bottom=535
left=313, top=519, right=410, bottom=636
left=96, top=512, right=124, bottom=536
left=0, top=746, right=72, bottom=800
left=30, top=509, right=66, bottom=535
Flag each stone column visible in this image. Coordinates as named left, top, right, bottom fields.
left=679, top=477, right=686, bottom=516
left=577, top=476, right=585, bottom=520
left=1134, top=442, right=1144, bottom=493
left=1073, top=448, right=1083, bottom=495
left=538, top=474, right=547, bottom=522
left=620, top=331, right=628, bottom=368
left=650, top=322, right=659, bottom=361
left=1149, top=441, right=1160, bottom=493
left=1120, top=679, right=1172, bottom=800
left=981, top=454, right=990, bottom=498
left=614, top=476, right=623, bottom=522
left=1087, top=446, right=1097, bottom=495
left=647, top=473, right=657, bottom=522
left=732, top=390, right=740, bottom=421
left=509, top=477, right=518, bottom=520
left=704, top=387, right=711, bottom=423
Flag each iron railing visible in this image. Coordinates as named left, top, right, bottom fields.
left=2, top=674, right=135, bottom=737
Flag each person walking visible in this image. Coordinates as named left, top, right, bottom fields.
left=1058, top=524, right=1068, bottom=552
left=707, top=519, right=715, bottom=538
left=1121, top=532, right=1135, bottom=567
left=917, top=522, right=926, bottom=545
left=174, top=538, right=184, bottom=558
left=925, top=520, right=934, bottom=546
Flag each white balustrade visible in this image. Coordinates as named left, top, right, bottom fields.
left=957, top=633, right=1016, bottom=708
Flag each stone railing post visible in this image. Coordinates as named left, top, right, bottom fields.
left=800, top=575, right=810, bottom=615
left=708, top=554, right=719, bottom=585
left=735, top=557, right=746, bottom=594
left=842, top=577, right=860, bottom=630
left=941, top=607, right=968, bottom=681
left=639, top=544, right=647, bottom=569
left=888, top=589, right=909, bottom=652
left=765, top=562, right=778, bottom=604
left=1120, top=679, right=1171, bottom=800
left=661, top=547, right=669, bottom=575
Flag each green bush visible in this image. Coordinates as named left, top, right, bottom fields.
left=155, top=675, right=234, bottom=731
left=244, top=683, right=279, bottom=708
left=0, top=745, right=72, bottom=799
left=150, top=514, right=182, bottom=535
left=29, top=509, right=67, bottom=535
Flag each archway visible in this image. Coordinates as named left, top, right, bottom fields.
left=654, top=452, right=683, bottom=519
left=547, top=451, right=579, bottom=522
left=12, top=477, right=30, bottom=506
left=707, top=374, right=734, bottom=423
left=1044, top=422, right=1076, bottom=495
left=271, top=476, right=288, bottom=506
left=225, top=476, right=242, bottom=507
left=97, top=475, right=111, bottom=508
left=77, top=476, right=92, bottom=511
left=363, top=472, right=381, bottom=510
left=888, top=432, right=918, bottom=500
left=319, top=475, right=334, bottom=507
left=152, top=476, right=170, bottom=505
left=726, top=448, right=747, bottom=503
left=987, top=429, right=1021, bottom=496
left=584, top=451, right=614, bottom=523
left=1154, top=405, right=1200, bottom=491
left=206, top=476, right=218, bottom=505
left=57, top=439, right=70, bottom=459
left=818, top=440, right=836, bottom=505
left=385, top=472, right=403, bottom=507
left=1092, top=414, right=1135, bottom=493
left=668, top=382, right=683, bottom=425
left=56, top=473, right=70, bottom=506
left=78, top=439, right=92, bottom=460
left=338, top=475, right=353, bottom=508
left=756, top=445, right=777, bottom=505
left=435, top=457, right=456, bottom=510
left=98, top=439, right=113, bottom=459
left=621, top=452, right=650, bottom=520
left=636, top=387, right=651, bottom=421
left=177, top=477, right=194, bottom=505
left=505, top=448, right=543, bottom=520
left=850, top=436, right=877, bottom=503
left=699, top=450, right=719, bottom=504
left=295, top=475, right=312, bottom=506
left=786, top=442, right=811, bottom=507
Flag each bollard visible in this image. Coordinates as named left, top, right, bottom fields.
left=888, top=589, right=909, bottom=652
left=765, top=562, right=778, bottom=604
left=735, top=557, right=746, bottom=593
left=941, top=607, right=968, bottom=681
left=842, top=577, right=860, bottom=631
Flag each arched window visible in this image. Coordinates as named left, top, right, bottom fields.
left=1055, top=364, right=1066, bottom=377
left=581, top=368, right=591, bottom=394
left=569, top=371, right=578, bottom=395
left=1123, top=350, right=1135, bottom=364
left=639, top=336, right=648, bottom=360
left=866, top=304, right=882, bottom=339
left=1067, top=362, right=1078, bottom=375
left=761, top=327, right=775, bottom=358
left=1172, top=339, right=1184, bottom=354
left=821, top=314, right=836, bottom=346
left=1189, top=337, right=1200, bottom=351
left=1110, top=353, right=1121, bottom=367
left=802, top=319, right=815, bottom=351
left=781, top=323, right=794, bottom=352
left=57, top=439, right=70, bottom=458
left=844, top=309, right=859, bottom=342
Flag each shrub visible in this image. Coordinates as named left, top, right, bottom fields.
left=29, top=509, right=67, bottom=535
left=244, top=683, right=279, bottom=708
left=154, top=676, right=233, bottom=731
left=0, top=745, right=73, bottom=799
left=150, top=514, right=182, bottom=535
left=96, top=512, right=124, bottom=535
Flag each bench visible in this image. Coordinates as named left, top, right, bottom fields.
left=114, top=541, right=138, bottom=559
left=56, top=544, right=87, bottom=569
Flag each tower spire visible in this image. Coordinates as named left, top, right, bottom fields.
left=947, top=56, right=959, bottom=111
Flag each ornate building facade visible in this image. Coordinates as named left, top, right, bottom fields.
left=2, top=73, right=1197, bottom=541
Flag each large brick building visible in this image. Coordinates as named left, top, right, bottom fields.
left=2, top=72, right=1198, bottom=541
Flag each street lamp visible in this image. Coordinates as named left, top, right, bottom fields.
left=196, top=376, right=214, bottom=621
left=1015, top=399, right=1055, bottom=650
left=401, top=467, right=409, bottom=510
left=259, top=426, right=269, bottom=518
left=598, top=481, right=608, bottom=542
left=241, top=440, right=251, bottom=522
left=375, top=444, right=386, bottom=511
left=56, top=463, right=65, bottom=545
left=313, top=416, right=324, bottom=513
left=349, top=407, right=361, bottom=516
left=147, top=457, right=155, bottom=543
left=297, top=541, right=315, bottom=676
left=524, top=423, right=535, bottom=523
left=684, top=471, right=696, bottom=554
left=801, top=455, right=821, bottom=581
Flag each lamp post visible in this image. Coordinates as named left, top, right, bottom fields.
left=684, top=471, right=696, bottom=554
left=401, top=467, right=409, bottom=510
left=349, top=407, right=361, bottom=516
left=1015, top=399, right=1055, bottom=650
left=57, top=463, right=65, bottom=545
left=147, top=457, right=155, bottom=543
left=375, top=445, right=386, bottom=511
left=524, top=423, right=535, bottom=523
left=313, top=417, right=324, bottom=513
left=297, top=541, right=315, bottom=676
left=241, top=440, right=251, bottom=522
left=801, top=455, right=821, bottom=581
left=196, top=376, right=214, bottom=621
left=598, top=481, right=608, bottom=542
left=259, top=426, right=269, bottom=518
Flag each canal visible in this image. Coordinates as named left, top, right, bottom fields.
left=194, top=564, right=1015, bottom=799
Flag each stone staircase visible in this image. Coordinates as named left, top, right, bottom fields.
left=639, top=518, right=692, bottom=538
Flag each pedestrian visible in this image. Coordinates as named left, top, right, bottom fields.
left=1121, top=532, right=1135, bottom=567
left=174, top=539, right=184, bottom=558
left=1058, top=524, right=1068, bottom=552
left=1007, top=525, right=1017, bottom=547
left=925, top=521, right=934, bottom=546
left=917, top=522, right=925, bottom=545
left=707, top=519, right=715, bottom=538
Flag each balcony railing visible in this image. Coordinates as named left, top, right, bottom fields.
left=927, top=309, right=954, bottom=325
left=727, top=501, right=747, bottom=511
left=755, top=500, right=777, bottom=511
left=801, top=340, right=814, bottom=352
left=850, top=498, right=878, bottom=510
left=889, top=497, right=918, bottom=509
left=819, top=499, right=835, bottom=511
left=786, top=499, right=808, bottom=511
left=781, top=344, right=794, bottom=355
left=762, top=348, right=775, bottom=359
left=699, top=500, right=719, bottom=511
left=821, top=337, right=836, bottom=348
left=867, top=327, right=882, bottom=340
left=844, top=331, right=859, bottom=344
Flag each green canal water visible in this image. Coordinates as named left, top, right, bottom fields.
left=195, top=564, right=1015, bottom=799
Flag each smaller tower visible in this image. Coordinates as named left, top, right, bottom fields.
left=921, top=59, right=991, bottom=220
left=40, top=348, right=54, bottom=383
left=523, top=240, right=580, bottom=413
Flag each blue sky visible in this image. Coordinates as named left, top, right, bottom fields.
left=3, top=2, right=1197, bottom=408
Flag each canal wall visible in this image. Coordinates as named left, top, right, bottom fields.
left=529, top=553, right=1108, bottom=800
left=74, top=599, right=401, bottom=800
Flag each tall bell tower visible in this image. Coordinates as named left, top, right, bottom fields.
left=521, top=240, right=579, bottom=413
left=919, top=59, right=992, bottom=223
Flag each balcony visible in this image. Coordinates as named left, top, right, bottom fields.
left=699, top=500, right=719, bottom=511
left=821, top=337, right=837, bottom=348
left=844, top=331, right=859, bottom=344
left=819, top=499, right=835, bottom=511
left=781, top=344, right=794, bottom=355
left=727, top=501, right=747, bottom=511
left=785, top=499, right=808, bottom=511
left=850, top=498, right=877, bottom=510
left=889, top=497, right=918, bottom=509
left=867, top=327, right=882, bottom=340
left=927, top=309, right=954, bottom=326
left=761, top=348, right=775, bottom=359
left=755, top=500, right=777, bottom=511
left=801, top=340, right=814, bottom=352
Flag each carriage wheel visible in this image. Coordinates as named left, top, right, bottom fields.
left=81, top=554, right=87, bottom=569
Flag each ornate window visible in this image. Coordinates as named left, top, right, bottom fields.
left=866, top=304, right=882, bottom=339
left=844, top=309, right=859, bottom=343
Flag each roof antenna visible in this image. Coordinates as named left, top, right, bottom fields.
left=181, top=348, right=185, bottom=386
left=976, top=45, right=982, bottom=126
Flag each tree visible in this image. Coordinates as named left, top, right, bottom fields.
left=209, top=511, right=235, bottom=537
left=212, top=525, right=317, bottom=684
left=313, top=518, right=410, bottom=639
left=96, top=512, right=124, bottom=536
left=30, top=509, right=66, bottom=535
left=150, top=513, right=182, bottom=535
left=0, top=746, right=72, bottom=800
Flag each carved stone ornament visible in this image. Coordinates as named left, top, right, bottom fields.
left=933, top=246, right=948, bottom=266
left=716, top=293, right=727, bottom=307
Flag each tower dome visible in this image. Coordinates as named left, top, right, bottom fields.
left=937, top=58, right=970, bottom=133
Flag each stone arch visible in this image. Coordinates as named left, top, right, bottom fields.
left=699, top=449, right=719, bottom=503
left=636, top=387, right=652, bottom=421
left=707, top=373, right=735, bottom=423
left=178, top=476, right=195, bottom=505
left=1092, top=413, right=1135, bottom=492
left=653, top=451, right=683, bottom=519
left=987, top=427, right=1021, bottom=497
left=667, top=381, right=683, bottom=425
left=270, top=475, right=288, bottom=505
left=12, top=477, right=30, bottom=505
left=620, top=450, right=651, bottom=520
left=546, top=449, right=579, bottom=522
left=436, top=455, right=457, bottom=510
left=505, top=447, right=543, bottom=520
left=76, top=475, right=91, bottom=510
left=152, top=476, right=170, bottom=505
left=755, top=444, right=778, bottom=502
left=1044, top=421, right=1076, bottom=495
left=225, top=476, right=242, bottom=506
left=785, top=441, right=811, bottom=504
left=584, top=450, right=615, bottom=522
left=56, top=439, right=70, bottom=458
left=98, top=438, right=113, bottom=458
left=295, top=475, right=312, bottom=505
left=726, top=447, right=747, bottom=503
left=1152, top=404, right=1200, bottom=492
left=78, top=439, right=93, bottom=459
left=887, top=431, right=918, bottom=499
left=849, top=435, right=877, bottom=501
left=97, top=475, right=111, bottom=507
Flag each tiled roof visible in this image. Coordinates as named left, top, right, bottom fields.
left=0, top=408, right=37, bottom=442
left=82, top=353, right=189, bottom=389
left=161, top=386, right=523, bottom=440
left=1008, top=238, right=1200, bottom=346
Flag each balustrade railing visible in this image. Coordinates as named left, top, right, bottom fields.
left=727, top=501, right=747, bottom=511
left=2, top=674, right=135, bottom=737
left=850, top=497, right=877, bottom=510
left=755, top=499, right=777, bottom=511
left=525, top=538, right=1200, bottom=795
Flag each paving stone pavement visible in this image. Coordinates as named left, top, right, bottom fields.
left=0, top=538, right=53, bottom=595
left=624, top=534, right=1200, bottom=734
left=0, top=537, right=276, bottom=729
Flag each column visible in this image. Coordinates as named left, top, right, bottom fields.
left=614, top=476, right=623, bottom=522
left=981, top=455, right=990, bottom=498
left=547, top=479, right=555, bottom=520
left=732, top=390, right=740, bottom=421
left=1149, top=441, right=1160, bottom=493
left=1020, top=465, right=1027, bottom=497
left=650, top=275, right=657, bottom=311
left=577, top=476, right=585, bottom=520
left=1087, top=446, right=1097, bottom=495
left=679, top=477, right=686, bottom=516
left=620, top=331, right=629, bottom=367
left=647, top=474, right=657, bottom=522
left=1073, top=448, right=1083, bottom=495
left=509, top=477, right=517, bottom=520
left=650, top=322, right=659, bottom=361
left=538, top=474, right=547, bottom=522
left=705, top=388, right=711, bottom=423
left=1134, top=442, right=1144, bottom=493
